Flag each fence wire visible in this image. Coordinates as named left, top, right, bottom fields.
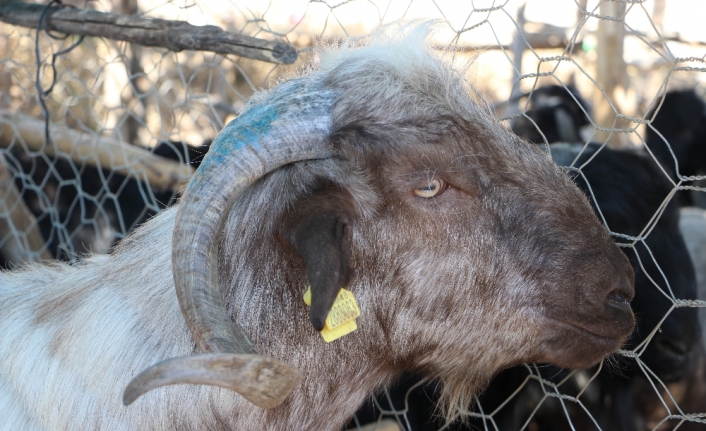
left=1, top=0, right=705, bottom=430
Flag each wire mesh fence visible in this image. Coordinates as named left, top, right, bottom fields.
left=0, top=0, right=705, bottom=430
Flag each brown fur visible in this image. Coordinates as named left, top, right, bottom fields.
left=0, top=25, right=634, bottom=430
left=218, top=75, right=634, bottom=426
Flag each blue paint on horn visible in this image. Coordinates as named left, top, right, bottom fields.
left=207, top=103, right=280, bottom=165
left=185, top=80, right=317, bottom=196
left=183, top=102, right=281, bottom=196
left=205, top=80, right=307, bottom=165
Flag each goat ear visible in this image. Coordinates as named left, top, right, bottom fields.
left=294, top=213, right=351, bottom=331
left=283, top=184, right=353, bottom=331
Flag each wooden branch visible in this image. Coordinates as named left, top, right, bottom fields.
left=0, top=1, right=297, bottom=64
left=594, top=1, right=628, bottom=148
left=0, top=152, right=53, bottom=265
left=0, top=112, right=194, bottom=191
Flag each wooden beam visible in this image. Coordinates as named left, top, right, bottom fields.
left=593, top=1, right=628, bottom=147
left=0, top=112, right=194, bottom=191
left=0, top=1, right=297, bottom=64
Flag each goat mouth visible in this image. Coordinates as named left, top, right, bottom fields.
left=551, top=319, right=624, bottom=343
left=543, top=305, right=635, bottom=343
left=539, top=318, right=630, bottom=369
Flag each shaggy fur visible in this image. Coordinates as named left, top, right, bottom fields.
left=0, top=25, right=632, bottom=430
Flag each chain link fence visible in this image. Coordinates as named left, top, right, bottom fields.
left=1, top=0, right=705, bottom=430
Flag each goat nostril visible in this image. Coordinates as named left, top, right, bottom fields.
left=607, top=289, right=631, bottom=309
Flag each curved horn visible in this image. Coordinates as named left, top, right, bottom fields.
left=124, top=79, right=338, bottom=408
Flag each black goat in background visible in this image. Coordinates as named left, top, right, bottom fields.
left=0, top=138, right=210, bottom=267
left=645, top=89, right=706, bottom=207
left=509, top=84, right=592, bottom=145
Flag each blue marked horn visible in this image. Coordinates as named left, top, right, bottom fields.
left=124, top=79, right=338, bottom=409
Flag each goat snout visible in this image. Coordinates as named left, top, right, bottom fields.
left=606, top=288, right=631, bottom=311
left=645, top=336, right=694, bottom=382
left=656, top=338, right=690, bottom=358
left=641, top=306, right=701, bottom=383
left=537, top=247, right=635, bottom=369
left=585, top=251, right=635, bottom=340
left=602, top=260, right=635, bottom=332
left=557, top=248, right=635, bottom=335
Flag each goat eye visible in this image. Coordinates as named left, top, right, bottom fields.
left=414, top=178, right=447, bottom=198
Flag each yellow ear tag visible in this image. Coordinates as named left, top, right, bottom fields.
left=303, top=286, right=361, bottom=343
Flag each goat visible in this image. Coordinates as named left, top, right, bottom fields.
left=0, top=26, right=634, bottom=431
left=620, top=208, right=706, bottom=431
left=680, top=207, right=706, bottom=337
left=509, top=84, right=592, bottom=146
left=151, top=139, right=210, bottom=169
left=632, top=343, right=706, bottom=431
left=590, top=206, right=706, bottom=431
left=352, top=143, right=699, bottom=431
left=476, top=143, right=699, bottom=431
left=0, top=138, right=210, bottom=268
left=645, top=89, right=706, bottom=207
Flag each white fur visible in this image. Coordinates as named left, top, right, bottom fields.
left=0, top=24, right=625, bottom=431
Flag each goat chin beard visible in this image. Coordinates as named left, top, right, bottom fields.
left=434, top=370, right=490, bottom=426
